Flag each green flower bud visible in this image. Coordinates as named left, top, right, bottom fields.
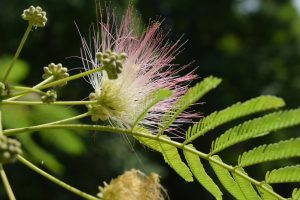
left=0, top=135, right=22, bottom=164
left=21, top=6, right=47, bottom=27
left=42, top=63, right=69, bottom=87
left=41, top=89, right=57, bottom=103
left=96, top=50, right=127, bottom=80
left=87, top=90, right=122, bottom=122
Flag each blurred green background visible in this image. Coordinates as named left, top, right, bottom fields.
left=1, top=0, right=300, bottom=199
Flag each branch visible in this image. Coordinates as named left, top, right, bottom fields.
left=2, top=123, right=287, bottom=199
left=17, top=155, right=100, bottom=200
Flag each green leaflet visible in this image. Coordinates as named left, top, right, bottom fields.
left=158, top=76, right=221, bottom=135
left=185, top=96, right=285, bottom=144
left=209, top=155, right=245, bottom=200
left=266, top=165, right=300, bottom=183
left=256, top=184, right=278, bottom=200
left=160, top=138, right=193, bottom=182
left=0, top=56, right=29, bottom=82
left=32, top=105, right=86, bottom=156
left=232, top=168, right=262, bottom=200
left=131, top=88, right=172, bottom=128
left=292, top=188, right=300, bottom=200
left=211, top=108, right=300, bottom=154
left=134, top=127, right=193, bottom=182
left=238, top=138, right=300, bottom=167
left=39, top=130, right=85, bottom=156
left=17, top=134, right=64, bottom=174
left=183, top=144, right=223, bottom=200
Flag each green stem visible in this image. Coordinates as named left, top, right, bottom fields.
left=3, top=112, right=90, bottom=135
left=38, top=112, right=90, bottom=126
left=1, top=100, right=98, bottom=106
left=38, top=66, right=105, bottom=90
left=17, top=155, right=100, bottom=200
left=3, top=123, right=286, bottom=200
left=0, top=165, right=16, bottom=200
left=2, top=23, right=33, bottom=83
left=9, top=86, right=45, bottom=95
left=0, top=111, right=16, bottom=200
left=33, top=76, right=54, bottom=89
left=6, top=76, right=54, bottom=101
left=3, top=66, right=105, bottom=101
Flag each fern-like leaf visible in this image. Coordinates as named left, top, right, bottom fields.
left=132, top=88, right=172, bottom=128
left=292, top=188, right=300, bottom=200
left=238, top=138, right=300, bottom=167
left=159, top=137, right=193, bottom=182
left=158, top=76, right=222, bottom=135
left=134, top=127, right=193, bottom=182
left=211, top=108, right=300, bottom=154
left=266, top=165, right=300, bottom=183
left=256, top=183, right=278, bottom=200
left=185, top=96, right=285, bottom=143
left=232, top=168, right=262, bottom=200
left=183, top=145, right=223, bottom=199
left=210, top=155, right=246, bottom=200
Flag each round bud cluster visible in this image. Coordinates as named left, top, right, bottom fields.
left=86, top=92, right=109, bottom=121
left=42, top=63, right=69, bottom=87
left=41, top=89, right=57, bottom=104
left=21, top=6, right=47, bottom=27
left=0, top=135, right=22, bottom=164
left=96, top=50, right=127, bottom=80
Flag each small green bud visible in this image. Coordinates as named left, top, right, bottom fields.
left=96, top=50, right=127, bottom=80
left=87, top=91, right=115, bottom=121
left=88, top=92, right=97, bottom=100
left=0, top=135, right=22, bottom=164
left=41, top=89, right=57, bottom=103
left=22, top=6, right=47, bottom=27
left=42, top=63, right=69, bottom=87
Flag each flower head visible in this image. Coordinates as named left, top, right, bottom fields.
left=80, top=5, right=197, bottom=133
left=98, top=169, right=167, bottom=200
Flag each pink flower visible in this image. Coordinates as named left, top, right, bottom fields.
left=80, top=5, right=197, bottom=136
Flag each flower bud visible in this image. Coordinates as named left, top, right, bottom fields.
left=0, top=135, right=22, bottom=164
left=96, top=50, right=127, bottom=80
left=41, top=89, right=57, bottom=103
left=21, top=6, right=47, bottom=27
left=42, top=63, right=69, bottom=87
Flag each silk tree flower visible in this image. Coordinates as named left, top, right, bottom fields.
left=80, top=5, right=197, bottom=135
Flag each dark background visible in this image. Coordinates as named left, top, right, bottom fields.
left=1, top=0, right=300, bottom=199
